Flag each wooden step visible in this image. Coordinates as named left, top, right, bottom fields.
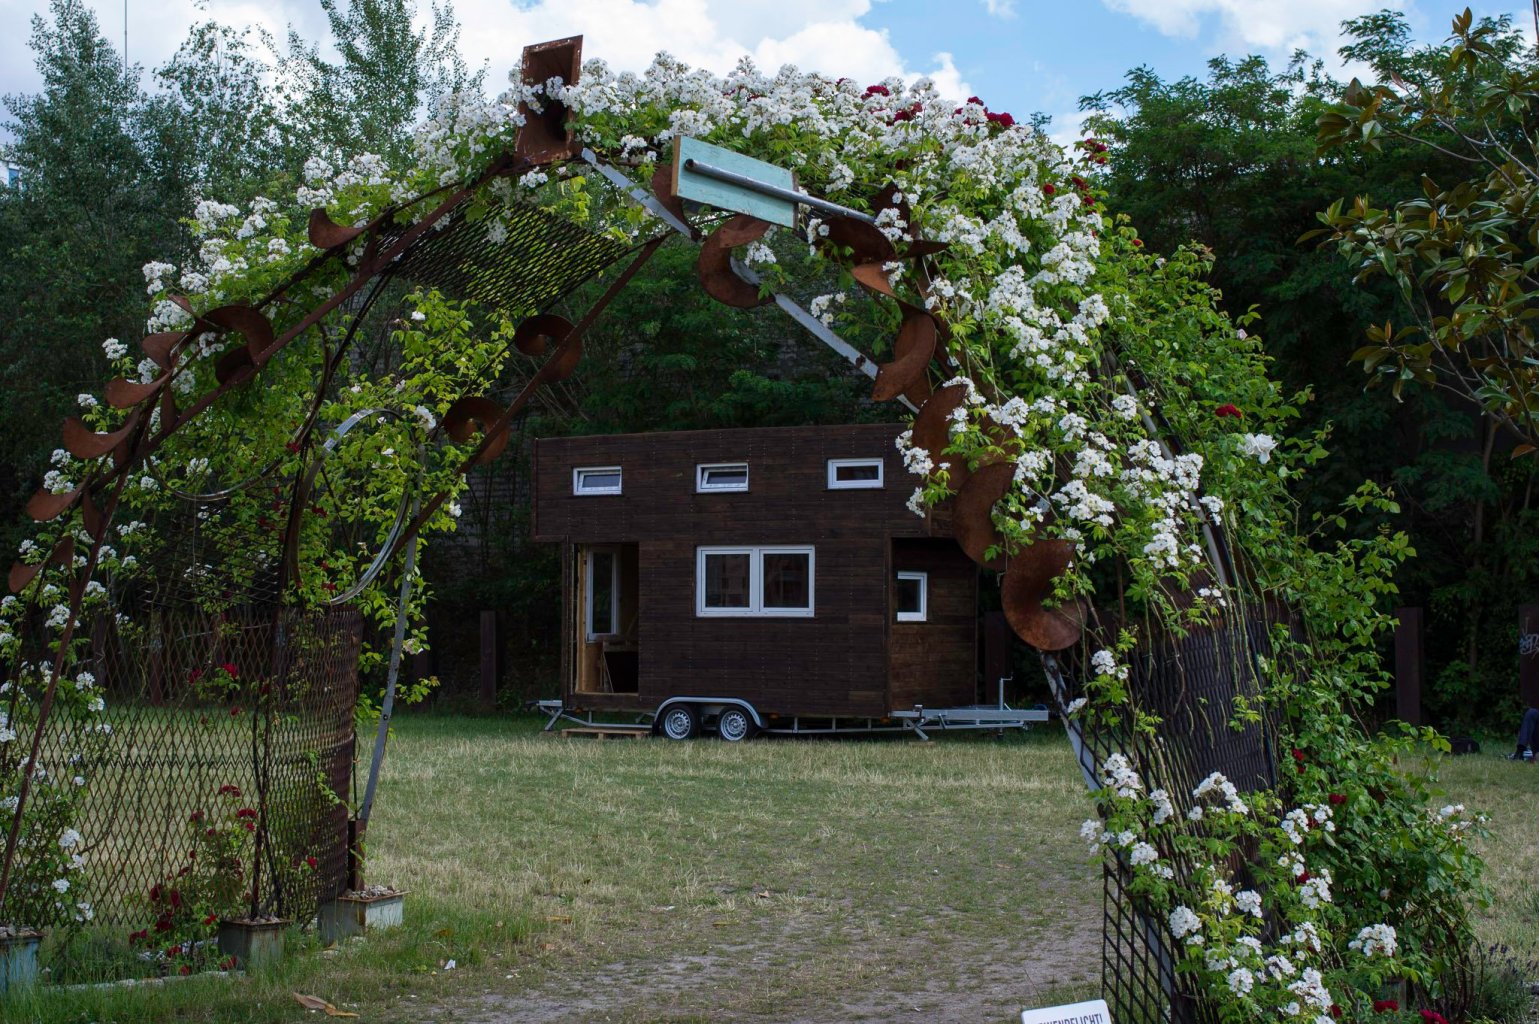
left=559, top=726, right=649, bottom=740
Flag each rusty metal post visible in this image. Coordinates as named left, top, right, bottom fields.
left=480, top=611, right=498, bottom=713
left=1394, top=607, right=1423, bottom=726
left=1520, top=604, right=1539, bottom=709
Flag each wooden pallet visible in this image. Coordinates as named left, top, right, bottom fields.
left=559, top=726, right=649, bottom=740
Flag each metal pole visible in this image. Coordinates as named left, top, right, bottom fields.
left=357, top=504, right=420, bottom=831
left=683, top=158, right=878, bottom=225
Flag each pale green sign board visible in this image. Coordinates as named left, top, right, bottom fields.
left=672, top=136, right=798, bottom=228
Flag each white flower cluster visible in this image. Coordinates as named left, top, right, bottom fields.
left=1192, top=771, right=1249, bottom=815
left=1099, top=753, right=1144, bottom=798
left=1347, top=923, right=1397, bottom=958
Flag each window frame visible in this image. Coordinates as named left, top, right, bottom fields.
left=584, top=547, right=622, bottom=640
left=895, top=570, right=929, bottom=623
left=572, top=465, right=623, bottom=496
left=696, top=545, right=815, bottom=618
left=695, top=461, right=750, bottom=493
left=826, top=457, right=884, bottom=490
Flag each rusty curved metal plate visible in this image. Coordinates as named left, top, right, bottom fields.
left=823, top=215, right=894, bottom=264
left=142, top=332, right=183, bottom=369
left=215, top=346, right=256, bottom=386
left=105, top=376, right=163, bottom=409
left=27, top=484, right=83, bottom=522
left=1001, top=539, right=1084, bottom=650
left=81, top=491, right=105, bottom=539
left=652, top=162, right=690, bottom=229
left=539, top=338, right=583, bottom=384
left=952, top=462, right=1013, bottom=570
left=7, top=560, right=39, bottom=594
left=62, top=415, right=136, bottom=460
left=204, top=304, right=276, bottom=364
left=308, top=208, right=365, bottom=249
left=909, top=383, right=969, bottom=471
left=852, top=261, right=895, bottom=298
left=873, top=311, right=936, bottom=403
left=8, top=537, right=75, bottom=592
left=697, top=215, right=772, bottom=308
left=444, top=395, right=513, bottom=464
left=513, top=313, right=573, bottom=356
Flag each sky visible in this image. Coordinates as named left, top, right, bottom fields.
left=0, top=0, right=1532, bottom=147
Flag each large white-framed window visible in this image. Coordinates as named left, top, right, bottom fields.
left=585, top=547, right=621, bottom=640
left=696, top=462, right=749, bottom=492
left=895, top=570, right=928, bottom=622
left=696, top=546, right=815, bottom=617
left=573, top=465, right=622, bottom=495
left=827, top=458, right=884, bottom=490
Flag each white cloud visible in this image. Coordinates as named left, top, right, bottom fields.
left=1101, top=0, right=1412, bottom=57
left=0, top=0, right=969, bottom=122
left=981, top=0, right=1017, bottom=17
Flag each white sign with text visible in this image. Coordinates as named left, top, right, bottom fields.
left=1020, top=997, right=1112, bottom=1024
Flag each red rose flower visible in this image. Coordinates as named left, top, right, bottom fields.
left=1374, top=999, right=1400, bottom=1012
left=863, top=84, right=890, bottom=98
left=1296, top=871, right=1311, bottom=884
left=179, top=965, right=191, bottom=976
left=305, top=856, right=318, bottom=869
left=168, top=889, right=182, bottom=908
left=1216, top=404, right=1243, bottom=419
left=243, top=821, right=255, bottom=832
left=220, top=662, right=237, bottom=678
left=1420, top=1012, right=1449, bottom=1024
left=218, top=784, right=241, bottom=797
left=190, top=810, right=205, bottom=823
left=1292, top=748, right=1306, bottom=762
left=285, top=441, right=300, bottom=453
left=1328, top=793, right=1346, bottom=805
left=129, top=929, right=148, bottom=944
left=1043, top=183, right=1056, bottom=196
left=985, top=110, right=1015, bottom=128
left=1331, top=1008, right=1342, bottom=1020
left=235, top=807, right=257, bottom=819
left=189, top=669, right=203, bottom=684
left=202, top=913, right=217, bottom=926
left=229, top=706, right=242, bottom=716
left=1132, top=238, right=1143, bottom=247
left=966, top=95, right=983, bottom=105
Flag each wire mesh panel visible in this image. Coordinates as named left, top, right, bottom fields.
left=1051, top=608, right=1287, bottom=1024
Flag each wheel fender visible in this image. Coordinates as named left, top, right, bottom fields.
left=654, top=697, right=763, bottom=729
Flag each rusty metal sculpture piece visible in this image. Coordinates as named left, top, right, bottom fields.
left=1001, top=539, right=1085, bottom=651
left=696, top=214, right=773, bottom=308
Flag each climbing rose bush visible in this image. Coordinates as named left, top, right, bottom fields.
left=4, top=47, right=1486, bottom=1018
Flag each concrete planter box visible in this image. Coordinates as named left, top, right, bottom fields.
left=0, top=929, right=41, bottom=992
left=318, top=890, right=406, bottom=943
left=216, top=918, right=287, bottom=969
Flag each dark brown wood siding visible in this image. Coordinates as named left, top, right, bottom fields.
left=889, top=539, right=979, bottom=710
left=533, top=424, right=973, bottom=719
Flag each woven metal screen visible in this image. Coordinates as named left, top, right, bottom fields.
left=1050, top=609, right=1286, bottom=1024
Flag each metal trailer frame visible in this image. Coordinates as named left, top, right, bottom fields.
left=534, top=698, right=1049, bottom=740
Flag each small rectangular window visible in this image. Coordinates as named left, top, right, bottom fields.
left=895, top=571, right=928, bottom=622
left=573, top=465, right=622, bottom=495
left=827, top=458, right=884, bottom=489
left=697, top=546, right=815, bottom=617
left=697, top=462, right=749, bottom=492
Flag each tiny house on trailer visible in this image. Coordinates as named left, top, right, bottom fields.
left=530, top=423, right=1047, bottom=739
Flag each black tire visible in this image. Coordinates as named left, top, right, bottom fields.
left=659, top=704, right=700, bottom=740
left=716, top=707, right=756, bottom=742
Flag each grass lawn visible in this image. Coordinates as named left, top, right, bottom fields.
left=5, top=714, right=1535, bottom=1023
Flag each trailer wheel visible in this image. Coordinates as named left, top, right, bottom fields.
left=716, top=707, right=756, bottom=742
left=659, top=704, right=700, bottom=741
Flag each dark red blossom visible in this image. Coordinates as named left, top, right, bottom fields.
left=966, top=95, right=983, bottom=105
left=1292, top=748, right=1306, bottom=762
left=1373, top=1000, right=1400, bottom=1013
left=1420, top=1012, right=1449, bottom=1024
left=1043, top=183, right=1056, bottom=196
left=285, top=441, right=300, bottom=454
left=154, top=915, right=173, bottom=933
left=178, top=965, right=191, bottom=976
left=229, top=706, right=242, bottom=716
left=235, top=808, right=257, bottom=820
left=242, top=821, right=256, bottom=833
left=863, top=84, right=890, bottom=97
left=205, top=827, right=217, bottom=838
left=168, top=889, right=182, bottom=909
left=1296, top=871, right=1311, bottom=885
left=985, top=110, right=1015, bottom=128
left=149, top=884, right=162, bottom=902
left=891, top=102, right=922, bottom=123
left=1132, top=238, right=1143, bottom=247
left=305, top=855, right=318, bottom=869
left=189, top=669, right=203, bottom=684
left=221, top=662, right=237, bottom=678
left=1328, top=793, right=1347, bottom=806
left=1330, top=1009, right=1341, bottom=1020
left=129, top=929, right=148, bottom=944
left=1215, top=404, right=1243, bottom=419
left=218, top=784, right=241, bottom=797
left=202, top=913, right=218, bottom=926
